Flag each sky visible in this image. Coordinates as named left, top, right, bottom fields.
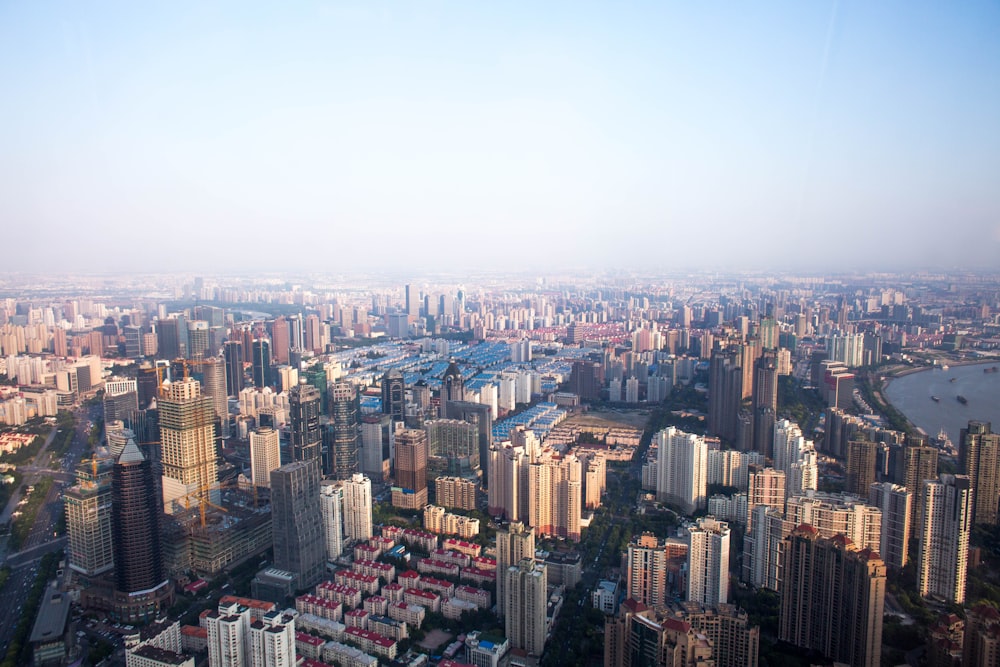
left=1, top=1, right=998, bottom=275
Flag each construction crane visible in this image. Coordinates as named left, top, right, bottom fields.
left=180, top=480, right=229, bottom=529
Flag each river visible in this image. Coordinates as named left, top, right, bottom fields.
left=884, top=361, right=1000, bottom=444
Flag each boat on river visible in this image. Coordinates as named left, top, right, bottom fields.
left=957, top=395, right=968, bottom=405
left=931, top=396, right=940, bottom=402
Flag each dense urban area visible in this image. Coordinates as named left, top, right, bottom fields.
left=1, top=270, right=999, bottom=667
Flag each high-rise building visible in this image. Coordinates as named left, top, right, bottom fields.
left=270, top=458, right=325, bottom=590
left=103, top=378, right=139, bottom=425
left=918, top=474, right=972, bottom=604
left=112, top=440, right=171, bottom=621
left=779, top=526, right=886, bottom=667
left=746, top=467, right=785, bottom=529
left=249, top=610, right=297, bottom=667
left=686, top=516, right=731, bottom=606
left=304, top=313, right=322, bottom=354
left=65, top=457, right=114, bottom=578
left=679, top=602, right=760, bottom=667
left=251, top=339, right=272, bottom=389
left=394, top=428, right=429, bottom=509
left=156, top=318, right=181, bottom=360
left=223, top=340, right=244, bottom=397
left=504, top=558, right=548, bottom=657
left=187, top=320, right=210, bottom=359
left=434, top=476, right=476, bottom=511
left=626, top=533, right=670, bottom=608
left=846, top=439, right=878, bottom=498
left=205, top=599, right=251, bottom=667
left=271, top=316, right=290, bottom=365
left=289, top=381, right=322, bottom=463
left=249, top=427, right=280, bottom=489
left=426, top=419, right=480, bottom=477
left=959, top=421, right=1000, bottom=526
left=328, top=382, right=360, bottom=480
left=159, top=378, right=218, bottom=514
left=655, top=427, right=707, bottom=514
left=359, top=414, right=392, bottom=481
left=444, top=401, right=493, bottom=485
left=201, top=356, right=230, bottom=440
left=405, top=283, right=419, bottom=318
left=751, top=351, right=778, bottom=457
left=496, top=522, right=535, bottom=616
left=319, top=481, right=344, bottom=562
left=868, top=482, right=911, bottom=570
left=903, top=442, right=938, bottom=530
left=381, top=369, right=405, bottom=424
left=441, top=361, right=464, bottom=409
left=528, top=454, right=583, bottom=541
left=785, top=492, right=882, bottom=553
left=342, top=473, right=373, bottom=542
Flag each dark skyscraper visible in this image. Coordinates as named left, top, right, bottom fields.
left=112, top=440, right=171, bottom=620
left=959, top=420, right=1000, bottom=526
left=568, top=361, right=601, bottom=402
left=708, top=348, right=742, bottom=445
left=289, top=381, right=322, bottom=462
left=441, top=361, right=464, bottom=410
left=251, top=339, right=272, bottom=389
left=223, top=340, right=244, bottom=396
left=381, top=369, right=405, bottom=423
left=156, top=318, right=180, bottom=360
left=271, top=458, right=325, bottom=590
left=271, top=316, right=290, bottom=365
left=328, top=381, right=360, bottom=480
left=752, top=351, right=778, bottom=458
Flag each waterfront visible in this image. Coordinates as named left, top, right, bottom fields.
left=884, top=361, right=1000, bottom=444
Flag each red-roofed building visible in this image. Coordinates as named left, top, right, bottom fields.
left=470, top=555, right=497, bottom=572
left=345, top=608, right=369, bottom=629
left=460, top=566, right=496, bottom=586
left=297, top=594, right=344, bottom=622
left=316, top=581, right=362, bottom=609
left=296, top=631, right=326, bottom=660
left=402, top=529, right=439, bottom=552
left=335, top=570, right=380, bottom=595
left=219, top=595, right=276, bottom=621
left=353, top=543, right=382, bottom=562
left=443, top=538, right=482, bottom=557
left=431, top=548, right=471, bottom=568
left=455, top=585, right=491, bottom=609
left=417, top=558, right=461, bottom=578
left=180, top=625, right=207, bottom=653
left=353, top=559, right=396, bottom=583
left=419, top=577, right=455, bottom=599
left=364, top=595, right=388, bottom=616
left=403, top=588, right=441, bottom=613
left=381, top=582, right=404, bottom=602
left=388, top=601, right=426, bottom=628
left=344, top=626, right=398, bottom=660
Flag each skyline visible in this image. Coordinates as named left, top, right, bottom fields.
left=2, top=1, right=999, bottom=273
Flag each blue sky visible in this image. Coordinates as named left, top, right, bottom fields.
left=2, top=2, right=998, bottom=273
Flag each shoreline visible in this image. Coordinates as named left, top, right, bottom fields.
left=882, top=358, right=1000, bottom=389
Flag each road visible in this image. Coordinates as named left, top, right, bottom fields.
left=0, top=403, right=97, bottom=655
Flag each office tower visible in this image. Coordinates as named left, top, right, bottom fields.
left=289, top=381, right=322, bottom=463
left=359, top=414, right=392, bottom=481
left=319, top=481, right=344, bottom=562
left=342, top=473, right=373, bottom=542
left=751, top=351, right=778, bottom=457
left=156, top=318, right=181, bottom=360
left=205, top=599, right=251, bottom=667
left=201, top=356, right=230, bottom=439
left=223, top=341, right=244, bottom=396
left=426, top=418, right=480, bottom=477
left=846, top=439, right=878, bottom=497
left=251, top=339, right=272, bottom=389
left=405, top=283, right=419, bottom=317
left=381, top=369, right=405, bottom=423
left=746, top=467, right=785, bottom=529
left=328, top=382, right=360, bottom=480
left=137, top=363, right=160, bottom=409
left=626, top=533, right=669, bottom=608
left=187, top=320, right=210, bottom=359
left=271, top=458, right=325, bottom=590
left=655, top=427, right=707, bottom=515
left=441, top=360, right=464, bottom=409
left=903, top=442, right=938, bottom=529
left=528, top=454, right=583, bottom=541
left=496, top=522, right=535, bottom=616
left=394, top=428, right=428, bottom=509
left=779, top=526, right=886, bottom=667
left=65, top=457, right=114, bottom=577
left=708, top=348, right=742, bottom=444
left=159, top=378, right=218, bottom=514
left=868, top=482, right=911, bottom=570
left=271, top=316, right=290, bottom=365
left=249, top=427, right=280, bottom=489
left=304, top=313, right=322, bottom=354
left=960, top=421, right=1000, bottom=526
left=444, top=400, right=493, bottom=485
left=112, top=440, right=171, bottom=619
left=504, top=559, right=547, bottom=657
left=103, top=378, right=139, bottom=424
left=918, top=474, right=972, bottom=604
left=686, top=516, right=731, bottom=606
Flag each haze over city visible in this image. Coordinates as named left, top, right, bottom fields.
left=2, top=1, right=999, bottom=273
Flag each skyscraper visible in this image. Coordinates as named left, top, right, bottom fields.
left=708, top=348, right=742, bottom=444
left=751, top=351, right=778, bottom=458
left=959, top=420, right=1000, bottom=526
left=393, top=428, right=428, bottom=509
left=903, top=442, right=938, bottom=530
left=328, top=382, right=360, bottom=480
left=156, top=318, right=181, bottom=360
left=868, top=482, right=911, bottom=570
left=271, top=316, right=290, bottom=365
left=686, top=516, right=731, bottom=606
left=223, top=340, right=244, bottom=397
left=655, top=427, right=707, bottom=514
left=405, top=283, right=419, bottom=318
left=159, top=378, right=218, bottom=514
left=496, top=522, right=535, bottom=616
left=65, top=457, right=114, bottom=578
left=918, top=474, right=972, bottom=604
left=342, top=473, right=373, bottom=542
left=249, top=427, right=280, bottom=489
left=289, top=381, right=322, bottom=463
left=425, top=418, right=480, bottom=477
left=112, top=440, right=171, bottom=620
left=251, top=339, right=272, bottom=389
left=779, top=526, right=886, bottom=667
left=441, top=361, right=464, bottom=409
left=504, top=559, right=548, bottom=657
left=528, top=454, right=583, bottom=541
left=319, top=481, right=344, bottom=562
left=271, top=458, right=325, bottom=590
left=626, top=532, right=670, bottom=608
left=201, top=355, right=230, bottom=440
left=381, top=369, right=405, bottom=424
left=846, top=439, right=878, bottom=498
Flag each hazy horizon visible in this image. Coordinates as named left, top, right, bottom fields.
left=2, top=2, right=998, bottom=273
